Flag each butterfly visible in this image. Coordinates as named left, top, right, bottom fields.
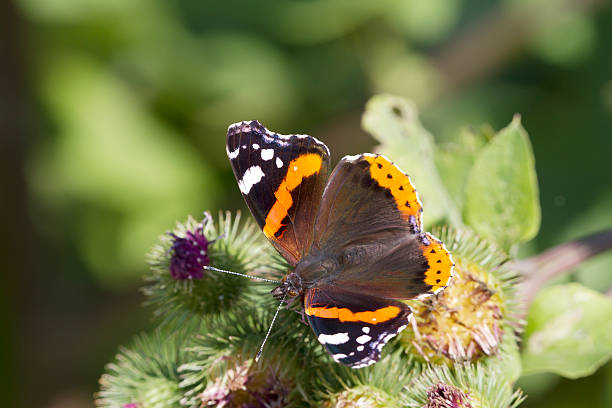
left=226, top=120, right=454, bottom=368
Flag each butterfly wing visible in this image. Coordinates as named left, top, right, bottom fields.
left=227, top=120, right=330, bottom=266
left=332, top=232, right=454, bottom=299
left=311, top=153, right=453, bottom=298
left=304, top=287, right=411, bottom=368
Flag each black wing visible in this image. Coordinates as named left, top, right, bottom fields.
left=304, top=287, right=412, bottom=368
left=227, top=120, right=330, bottom=266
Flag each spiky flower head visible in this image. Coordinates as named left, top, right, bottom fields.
left=96, top=331, right=186, bottom=408
left=168, top=220, right=211, bottom=280
left=198, top=357, right=290, bottom=407
left=311, top=352, right=416, bottom=408
left=144, top=212, right=277, bottom=326
left=178, top=303, right=309, bottom=407
left=322, top=386, right=397, bottom=408
left=402, top=364, right=524, bottom=408
left=401, top=227, right=521, bottom=365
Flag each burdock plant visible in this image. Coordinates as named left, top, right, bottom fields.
left=96, top=95, right=612, bottom=407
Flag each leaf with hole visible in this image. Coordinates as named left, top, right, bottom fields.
left=362, top=94, right=459, bottom=227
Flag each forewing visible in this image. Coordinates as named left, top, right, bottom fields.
left=227, top=120, right=330, bottom=266
left=304, top=287, right=412, bottom=368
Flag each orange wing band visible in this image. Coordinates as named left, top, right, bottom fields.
left=420, top=232, right=454, bottom=293
left=305, top=304, right=401, bottom=323
left=263, top=153, right=323, bottom=239
left=363, top=155, right=422, bottom=229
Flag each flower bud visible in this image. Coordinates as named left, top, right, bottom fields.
left=200, top=358, right=290, bottom=407
left=168, top=221, right=210, bottom=280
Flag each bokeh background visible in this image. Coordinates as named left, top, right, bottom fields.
left=2, top=0, right=612, bottom=407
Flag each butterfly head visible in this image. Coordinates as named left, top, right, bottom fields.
left=271, top=272, right=303, bottom=300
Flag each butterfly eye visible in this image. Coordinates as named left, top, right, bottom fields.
left=288, top=290, right=298, bottom=297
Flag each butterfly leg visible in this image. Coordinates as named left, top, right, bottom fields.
left=296, top=307, right=308, bottom=325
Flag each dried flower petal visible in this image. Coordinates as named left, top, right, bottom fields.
left=425, top=383, right=472, bottom=408
left=407, top=263, right=504, bottom=363
left=200, top=358, right=290, bottom=408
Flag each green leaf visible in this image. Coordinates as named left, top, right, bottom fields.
left=362, top=94, right=460, bottom=227
left=463, top=116, right=540, bottom=249
left=521, top=283, right=612, bottom=378
left=434, top=126, right=490, bottom=211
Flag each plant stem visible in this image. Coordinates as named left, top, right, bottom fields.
left=512, top=229, right=612, bottom=307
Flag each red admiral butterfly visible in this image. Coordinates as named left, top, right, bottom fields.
left=226, top=120, right=454, bottom=368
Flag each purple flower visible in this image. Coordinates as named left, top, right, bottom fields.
left=122, top=404, right=140, bottom=408
left=168, top=222, right=210, bottom=280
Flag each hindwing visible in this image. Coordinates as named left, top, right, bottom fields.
left=304, top=287, right=412, bottom=368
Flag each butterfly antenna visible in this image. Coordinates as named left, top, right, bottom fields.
left=255, top=293, right=287, bottom=362
left=203, top=265, right=280, bottom=284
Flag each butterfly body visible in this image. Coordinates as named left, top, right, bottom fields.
left=227, top=120, right=454, bottom=368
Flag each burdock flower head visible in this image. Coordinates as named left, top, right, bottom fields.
left=144, top=211, right=275, bottom=325
left=95, top=331, right=186, bottom=408
left=402, top=364, right=524, bottom=408
left=322, top=387, right=397, bottom=408
left=168, top=220, right=211, bottom=280
left=313, top=352, right=415, bottom=408
left=199, top=357, right=290, bottom=407
left=401, top=227, right=521, bottom=364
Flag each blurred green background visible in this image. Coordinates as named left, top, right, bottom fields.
left=2, top=0, right=612, bottom=406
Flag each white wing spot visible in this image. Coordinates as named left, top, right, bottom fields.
left=276, top=157, right=283, bottom=168
left=252, top=143, right=260, bottom=150
left=227, top=147, right=240, bottom=159
left=318, top=332, right=349, bottom=345
left=351, top=356, right=376, bottom=368
left=242, top=145, right=247, bottom=149
left=362, top=327, right=370, bottom=334
left=357, top=345, right=364, bottom=351
left=261, top=149, right=274, bottom=161
left=356, top=335, right=372, bottom=344
left=332, top=353, right=347, bottom=362
left=343, top=154, right=361, bottom=161
left=293, top=166, right=298, bottom=171
left=237, top=166, right=265, bottom=194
